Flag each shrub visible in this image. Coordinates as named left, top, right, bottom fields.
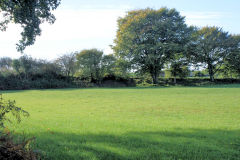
left=0, top=131, right=37, bottom=160
left=0, top=95, right=29, bottom=128
left=0, top=95, right=38, bottom=160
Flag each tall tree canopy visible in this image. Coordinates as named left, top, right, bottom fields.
left=0, top=0, right=61, bottom=52
left=76, top=49, right=104, bottom=82
left=113, top=8, right=192, bottom=84
left=56, top=52, right=77, bottom=77
left=101, top=54, right=117, bottom=76
left=225, top=35, right=240, bottom=76
left=188, top=26, right=234, bottom=81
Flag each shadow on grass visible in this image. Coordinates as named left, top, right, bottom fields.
left=29, top=129, right=240, bottom=160
left=1, top=83, right=240, bottom=94
left=195, top=84, right=240, bottom=88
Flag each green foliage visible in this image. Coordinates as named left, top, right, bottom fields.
left=101, top=54, right=116, bottom=77
left=113, top=7, right=192, bottom=84
left=76, top=49, right=121, bottom=82
left=0, top=95, right=29, bottom=128
left=0, top=54, right=136, bottom=89
left=188, top=26, right=234, bottom=81
left=113, top=58, right=132, bottom=78
left=0, top=57, right=12, bottom=71
left=76, top=49, right=104, bottom=82
left=164, top=69, right=172, bottom=78
left=19, top=55, right=34, bottom=78
left=0, top=55, right=75, bottom=90
left=135, top=73, right=156, bottom=86
left=170, top=64, right=189, bottom=78
left=12, top=59, right=21, bottom=74
left=216, top=63, right=238, bottom=78
left=194, top=70, right=207, bottom=77
left=0, top=0, right=61, bottom=52
left=169, top=53, right=190, bottom=82
left=0, top=96, right=36, bottom=160
left=225, top=35, right=240, bottom=77
left=55, top=52, right=77, bottom=77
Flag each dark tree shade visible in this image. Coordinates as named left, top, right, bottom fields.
left=0, top=0, right=61, bottom=52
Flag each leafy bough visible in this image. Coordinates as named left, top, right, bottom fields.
left=0, top=94, right=29, bottom=128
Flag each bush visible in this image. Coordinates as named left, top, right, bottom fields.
left=0, top=131, right=37, bottom=160
left=0, top=96, right=29, bottom=128
left=0, top=73, right=76, bottom=90
left=0, top=95, right=38, bottom=160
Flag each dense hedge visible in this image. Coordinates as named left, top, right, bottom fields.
left=0, top=74, right=136, bottom=90
left=1, top=72, right=240, bottom=90
left=135, top=77, right=240, bottom=86
left=0, top=73, right=75, bottom=90
left=171, top=78, right=240, bottom=85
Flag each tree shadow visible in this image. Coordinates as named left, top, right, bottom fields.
left=196, top=84, right=240, bottom=88
left=1, top=83, right=240, bottom=94
left=27, top=128, right=240, bottom=160
left=0, top=90, right=28, bottom=94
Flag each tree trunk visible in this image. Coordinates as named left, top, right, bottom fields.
left=208, top=64, right=214, bottom=82
left=210, top=74, right=214, bottom=82
left=173, top=77, right=177, bottom=84
left=151, top=71, right=159, bottom=85
left=90, top=73, right=94, bottom=83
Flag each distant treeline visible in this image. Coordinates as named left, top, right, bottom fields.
left=0, top=51, right=135, bottom=90
left=0, top=48, right=239, bottom=90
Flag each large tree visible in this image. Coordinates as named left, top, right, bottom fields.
left=188, top=26, right=234, bottom=81
left=0, top=0, right=61, bottom=52
left=76, top=49, right=104, bottom=82
left=113, top=8, right=192, bottom=84
left=56, top=52, right=77, bottom=77
left=19, top=55, right=34, bottom=78
left=0, top=57, right=12, bottom=71
left=225, top=35, right=240, bottom=77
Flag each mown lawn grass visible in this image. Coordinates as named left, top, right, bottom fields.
left=2, top=84, right=240, bottom=160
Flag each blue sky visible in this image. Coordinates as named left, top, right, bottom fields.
left=0, top=0, right=239, bottom=60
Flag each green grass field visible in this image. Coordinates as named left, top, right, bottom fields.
left=2, top=85, right=240, bottom=160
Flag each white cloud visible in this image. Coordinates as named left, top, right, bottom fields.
left=0, top=8, right=128, bottom=59
left=40, top=8, right=127, bottom=41
left=181, top=11, right=226, bottom=27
